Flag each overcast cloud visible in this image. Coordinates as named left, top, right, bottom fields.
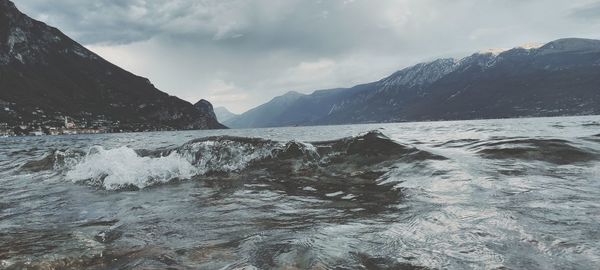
left=13, top=0, right=600, bottom=113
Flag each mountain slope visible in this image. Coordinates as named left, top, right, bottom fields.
left=0, top=0, right=224, bottom=131
left=224, top=91, right=306, bottom=128
left=229, top=38, right=600, bottom=128
left=214, top=106, right=238, bottom=122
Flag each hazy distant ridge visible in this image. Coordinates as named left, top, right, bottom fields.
left=226, top=38, right=600, bottom=128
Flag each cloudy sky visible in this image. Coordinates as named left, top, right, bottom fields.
left=13, top=0, right=600, bottom=113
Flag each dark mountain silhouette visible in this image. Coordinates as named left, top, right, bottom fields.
left=226, top=38, right=600, bottom=128
left=0, top=0, right=224, bottom=131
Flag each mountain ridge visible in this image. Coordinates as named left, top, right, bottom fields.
left=226, top=37, right=600, bottom=128
left=0, top=0, right=225, bottom=133
left=213, top=106, right=238, bottom=122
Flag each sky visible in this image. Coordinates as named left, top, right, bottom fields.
left=13, top=0, right=600, bottom=113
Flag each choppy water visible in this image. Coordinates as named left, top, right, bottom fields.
left=1, top=116, right=600, bottom=269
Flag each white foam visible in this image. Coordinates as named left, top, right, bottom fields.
left=341, top=194, right=356, bottom=200
left=66, top=146, right=197, bottom=190
left=63, top=137, right=329, bottom=190
left=302, top=186, right=317, bottom=191
left=326, top=191, right=344, bottom=197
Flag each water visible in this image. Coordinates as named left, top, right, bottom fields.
left=1, top=116, right=600, bottom=269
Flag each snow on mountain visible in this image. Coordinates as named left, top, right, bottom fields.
left=376, top=41, right=548, bottom=90
left=518, top=42, right=544, bottom=50
left=230, top=38, right=600, bottom=128
left=377, top=58, right=459, bottom=89
left=478, top=42, right=544, bottom=56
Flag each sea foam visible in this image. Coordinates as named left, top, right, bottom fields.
left=65, top=146, right=197, bottom=190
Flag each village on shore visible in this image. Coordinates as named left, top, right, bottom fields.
left=0, top=115, right=113, bottom=137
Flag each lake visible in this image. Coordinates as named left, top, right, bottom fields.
left=1, top=116, right=600, bottom=269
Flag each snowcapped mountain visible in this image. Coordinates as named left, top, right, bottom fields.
left=0, top=0, right=225, bottom=131
left=377, top=58, right=459, bottom=89
left=227, top=37, right=600, bottom=128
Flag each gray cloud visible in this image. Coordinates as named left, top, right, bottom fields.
left=570, top=1, right=600, bottom=21
left=12, top=0, right=600, bottom=113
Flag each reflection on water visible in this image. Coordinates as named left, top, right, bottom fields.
left=1, top=116, right=600, bottom=269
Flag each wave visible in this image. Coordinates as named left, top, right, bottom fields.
left=20, top=149, right=85, bottom=172
left=472, top=138, right=598, bottom=164
left=23, top=131, right=443, bottom=190
left=64, top=146, right=198, bottom=190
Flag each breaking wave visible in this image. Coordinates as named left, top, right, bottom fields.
left=22, top=131, right=443, bottom=190
left=21, top=131, right=599, bottom=191
left=65, top=146, right=197, bottom=190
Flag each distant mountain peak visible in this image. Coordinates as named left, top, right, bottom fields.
left=458, top=52, right=497, bottom=68
left=479, top=48, right=508, bottom=55
left=378, top=58, right=458, bottom=89
left=193, top=99, right=217, bottom=120
left=479, top=42, right=544, bottom=56
left=517, top=42, right=545, bottom=50
left=538, top=38, right=600, bottom=54
left=283, top=90, right=303, bottom=97
left=194, top=99, right=212, bottom=105
left=271, top=91, right=304, bottom=103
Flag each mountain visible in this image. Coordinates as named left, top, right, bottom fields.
left=227, top=38, right=600, bottom=128
left=213, top=106, right=238, bottom=122
left=224, top=90, right=307, bottom=128
left=0, top=0, right=224, bottom=132
left=193, top=99, right=216, bottom=121
left=193, top=99, right=226, bottom=129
